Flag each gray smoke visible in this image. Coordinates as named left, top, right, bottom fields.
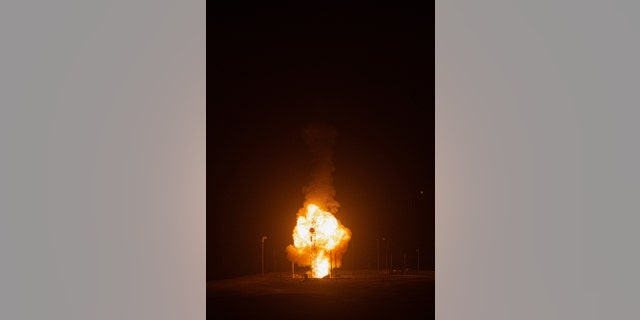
left=301, top=123, right=340, bottom=214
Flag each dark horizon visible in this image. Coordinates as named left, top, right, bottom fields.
left=208, top=5, right=432, bottom=280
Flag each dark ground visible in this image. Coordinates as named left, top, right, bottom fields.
left=207, top=270, right=434, bottom=319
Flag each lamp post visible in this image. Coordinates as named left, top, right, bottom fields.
left=377, top=238, right=379, bottom=273
left=377, top=237, right=385, bottom=274
left=385, top=238, right=389, bottom=277
left=416, top=248, right=420, bottom=272
left=261, top=236, right=268, bottom=279
left=403, top=253, right=406, bottom=277
left=310, top=227, right=315, bottom=278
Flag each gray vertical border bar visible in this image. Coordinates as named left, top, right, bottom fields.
left=436, top=1, right=640, bottom=319
left=0, top=1, right=206, bottom=319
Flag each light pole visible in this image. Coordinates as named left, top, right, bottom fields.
left=385, top=238, right=389, bottom=276
left=403, top=253, right=406, bottom=276
left=310, top=227, right=315, bottom=278
left=416, top=248, right=420, bottom=272
left=261, top=236, right=267, bottom=279
left=377, top=237, right=385, bottom=274
left=377, top=238, right=379, bottom=273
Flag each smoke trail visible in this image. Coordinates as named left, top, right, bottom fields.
left=301, top=123, right=340, bottom=214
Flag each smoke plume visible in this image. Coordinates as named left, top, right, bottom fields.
left=301, top=123, right=340, bottom=214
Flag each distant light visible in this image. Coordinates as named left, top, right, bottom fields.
left=420, top=190, right=424, bottom=194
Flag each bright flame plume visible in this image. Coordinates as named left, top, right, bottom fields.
left=286, top=204, right=351, bottom=278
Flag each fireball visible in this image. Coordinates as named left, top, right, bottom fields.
left=286, top=204, right=351, bottom=278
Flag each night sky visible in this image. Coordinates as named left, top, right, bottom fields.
left=208, top=5, right=432, bottom=280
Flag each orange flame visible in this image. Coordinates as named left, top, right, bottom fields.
left=286, top=204, right=351, bottom=278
